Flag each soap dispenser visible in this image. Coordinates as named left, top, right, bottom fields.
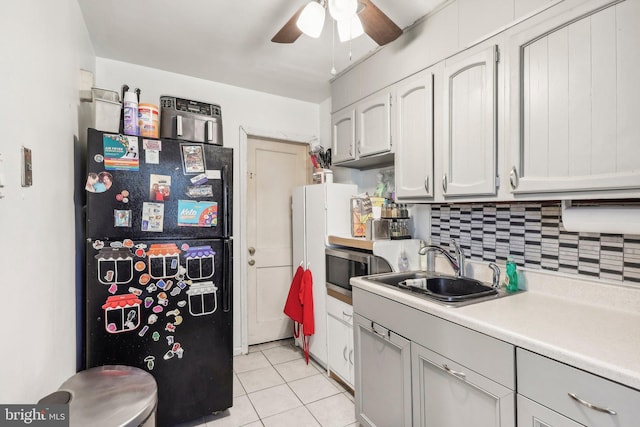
left=505, top=256, right=519, bottom=292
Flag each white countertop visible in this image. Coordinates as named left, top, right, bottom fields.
left=351, top=271, right=640, bottom=391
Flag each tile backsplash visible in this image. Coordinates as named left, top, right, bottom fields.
left=430, top=202, right=640, bottom=285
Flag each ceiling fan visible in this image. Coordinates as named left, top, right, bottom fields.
left=272, top=0, right=402, bottom=46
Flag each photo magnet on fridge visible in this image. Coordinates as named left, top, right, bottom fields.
left=181, top=144, right=206, bottom=175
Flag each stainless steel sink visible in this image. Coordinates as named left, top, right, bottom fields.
left=364, top=271, right=506, bottom=307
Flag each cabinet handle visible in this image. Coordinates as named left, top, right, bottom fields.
left=568, top=393, right=617, bottom=415
left=349, top=145, right=353, bottom=156
left=424, top=176, right=429, bottom=193
left=370, top=321, right=389, bottom=339
left=349, top=349, right=353, bottom=365
left=343, top=346, right=348, bottom=361
left=342, top=311, right=353, bottom=320
left=509, top=166, right=519, bottom=190
left=443, top=364, right=466, bottom=380
left=357, top=141, right=361, bottom=155
left=442, top=174, right=448, bottom=193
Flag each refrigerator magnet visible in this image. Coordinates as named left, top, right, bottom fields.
left=149, top=174, right=171, bottom=201
left=177, top=200, right=218, bottom=227
left=143, top=139, right=161, bottom=165
left=181, top=144, right=206, bottom=175
left=101, top=294, right=142, bottom=334
left=141, top=202, right=164, bottom=232
left=103, top=134, right=139, bottom=171
left=114, top=210, right=132, bottom=227
left=186, top=185, right=213, bottom=198
left=85, top=171, right=113, bottom=193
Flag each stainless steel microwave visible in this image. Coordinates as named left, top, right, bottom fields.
left=325, top=247, right=392, bottom=297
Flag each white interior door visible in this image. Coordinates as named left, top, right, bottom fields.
left=247, top=136, right=309, bottom=345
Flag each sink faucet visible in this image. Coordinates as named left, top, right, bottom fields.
left=419, top=240, right=466, bottom=277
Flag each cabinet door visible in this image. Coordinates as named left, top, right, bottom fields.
left=395, top=69, right=435, bottom=200
left=354, top=313, right=412, bottom=427
left=412, top=342, right=515, bottom=427
left=442, top=44, right=498, bottom=197
left=327, top=313, right=352, bottom=386
left=332, top=107, right=356, bottom=164
left=517, top=395, right=584, bottom=427
left=357, top=91, right=392, bottom=158
left=508, top=0, right=640, bottom=194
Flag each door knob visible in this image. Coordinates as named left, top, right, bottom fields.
left=248, top=259, right=255, bottom=266
left=248, top=247, right=255, bottom=255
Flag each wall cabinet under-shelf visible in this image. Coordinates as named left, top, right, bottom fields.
left=331, top=90, right=394, bottom=169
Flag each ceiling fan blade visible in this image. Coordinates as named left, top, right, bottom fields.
left=358, top=0, right=402, bottom=46
left=271, top=5, right=305, bottom=43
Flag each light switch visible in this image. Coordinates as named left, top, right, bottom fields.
left=21, top=146, right=32, bottom=187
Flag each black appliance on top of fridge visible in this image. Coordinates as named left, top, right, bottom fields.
left=84, top=128, right=233, bottom=427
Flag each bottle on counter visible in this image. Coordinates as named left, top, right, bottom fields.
left=123, top=90, right=139, bottom=136
left=505, top=256, right=519, bottom=292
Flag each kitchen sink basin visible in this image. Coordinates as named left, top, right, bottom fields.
left=364, top=271, right=502, bottom=306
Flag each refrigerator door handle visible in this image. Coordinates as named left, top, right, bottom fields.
left=223, top=240, right=232, bottom=312
left=222, top=165, right=231, bottom=238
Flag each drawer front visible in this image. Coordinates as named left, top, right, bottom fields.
left=517, top=348, right=640, bottom=427
left=353, top=287, right=515, bottom=388
left=327, top=294, right=354, bottom=325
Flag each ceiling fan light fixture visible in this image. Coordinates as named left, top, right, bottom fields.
left=297, top=1, right=326, bottom=38
left=328, top=0, right=358, bottom=22
left=337, top=14, right=364, bottom=42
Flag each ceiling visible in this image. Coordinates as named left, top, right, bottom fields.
left=77, top=0, right=444, bottom=103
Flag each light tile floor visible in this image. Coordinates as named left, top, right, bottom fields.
left=181, top=339, right=358, bottom=427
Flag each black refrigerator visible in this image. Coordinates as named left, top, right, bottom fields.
left=84, top=128, right=233, bottom=426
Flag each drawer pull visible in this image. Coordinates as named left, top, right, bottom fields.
left=568, top=393, right=617, bottom=415
left=343, top=346, right=348, bottom=361
left=443, top=364, right=466, bottom=380
left=342, top=311, right=353, bottom=319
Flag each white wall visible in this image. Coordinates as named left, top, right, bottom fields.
left=0, top=0, right=95, bottom=403
left=95, top=60, right=320, bottom=353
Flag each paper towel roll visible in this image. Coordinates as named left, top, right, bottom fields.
left=561, top=201, right=640, bottom=234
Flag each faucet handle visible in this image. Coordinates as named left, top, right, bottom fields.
left=488, top=263, right=501, bottom=289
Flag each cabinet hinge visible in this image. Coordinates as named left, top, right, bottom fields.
left=496, top=48, right=500, bottom=63
left=495, top=174, right=500, bottom=189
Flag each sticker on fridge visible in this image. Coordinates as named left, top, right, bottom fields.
left=103, top=134, right=139, bottom=171
left=102, top=293, right=142, bottom=333
left=149, top=174, right=171, bottom=201
left=181, top=144, right=206, bottom=174
left=177, top=200, right=218, bottom=227
left=141, top=202, right=164, bottom=232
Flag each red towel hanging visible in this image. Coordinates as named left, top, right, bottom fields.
left=283, top=265, right=315, bottom=364
left=299, top=268, right=315, bottom=363
left=284, top=265, right=304, bottom=338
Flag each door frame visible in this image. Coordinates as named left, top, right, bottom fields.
left=238, top=126, right=315, bottom=354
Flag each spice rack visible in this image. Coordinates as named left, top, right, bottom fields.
left=381, top=203, right=412, bottom=239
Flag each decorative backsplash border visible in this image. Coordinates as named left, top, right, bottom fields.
left=430, top=202, right=640, bottom=285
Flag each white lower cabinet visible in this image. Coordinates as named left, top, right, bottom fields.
left=412, top=342, right=515, bottom=427
left=354, top=313, right=412, bottom=427
left=353, top=287, right=515, bottom=427
left=517, top=395, right=584, bottom=427
left=517, top=348, right=640, bottom=427
left=326, top=296, right=354, bottom=387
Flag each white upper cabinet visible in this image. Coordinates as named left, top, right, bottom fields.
left=508, top=0, right=640, bottom=194
left=442, top=44, right=499, bottom=197
left=395, top=69, right=435, bottom=201
left=332, top=89, right=393, bottom=168
left=357, top=91, right=392, bottom=158
left=331, top=107, right=356, bottom=164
